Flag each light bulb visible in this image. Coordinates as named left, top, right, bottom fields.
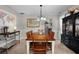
left=41, top=17, right=43, bottom=20
left=43, top=18, right=46, bottom=20
left=41, top=17, right=46, bottom=20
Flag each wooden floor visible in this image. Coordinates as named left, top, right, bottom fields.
left=7, top=39, right=75, bottom=54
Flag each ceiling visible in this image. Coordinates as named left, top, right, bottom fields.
left=7, top=5, right=74, bottom=17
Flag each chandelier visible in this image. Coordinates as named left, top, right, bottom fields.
left=40, top=5, right=46, bottom=20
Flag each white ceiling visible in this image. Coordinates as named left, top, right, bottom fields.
left=7, top=5, right=74, bottom=17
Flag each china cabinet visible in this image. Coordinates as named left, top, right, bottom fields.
left=61, top=12, right=79, bottom=53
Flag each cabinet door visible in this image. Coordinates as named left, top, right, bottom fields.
left=70, top=38, right=79, bottom=53
left=75, top=18, right=79, bottom=36
left=65, top=19, right=73, bottom=36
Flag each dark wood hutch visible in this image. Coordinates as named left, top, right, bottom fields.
left=61, top=12, right=79, bottom=53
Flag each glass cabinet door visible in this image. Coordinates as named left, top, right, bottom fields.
left=75, top=18, right=79, bottom=36
left=65, top=19, right=73, bottom=36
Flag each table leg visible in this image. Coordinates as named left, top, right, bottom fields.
left=52, top=41, right=55, bottom=54
left=19, top=32, right=20, bottom=43
left=26, top=41, right=30, bottom=54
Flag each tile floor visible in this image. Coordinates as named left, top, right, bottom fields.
left=7, top=39, right=75, bottom=54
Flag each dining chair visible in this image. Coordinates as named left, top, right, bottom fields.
left=32, top=34, right=48, bottom=54
left=26, top=31, right=33, bottom=40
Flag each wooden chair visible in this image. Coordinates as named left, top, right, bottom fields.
left=48, top=31, right=55, bottom=40
left=26, top=31, right=33, bottom=40
left=32, top=34, right=48, bottom=54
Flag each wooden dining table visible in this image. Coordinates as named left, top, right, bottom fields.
left=26, top=31, right=55, bottom=54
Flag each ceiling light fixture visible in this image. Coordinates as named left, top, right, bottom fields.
left=40, top=5, right=46, bottom=20
left=20, top=12, right=24, bottom=15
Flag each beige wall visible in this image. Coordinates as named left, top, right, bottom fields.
left=0, top=5, right=19, bottom=40
left=16, top=14, right=60, bottom=40
left=0, top=5, right=17, bottom=29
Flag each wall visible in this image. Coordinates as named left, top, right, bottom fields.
left=16, top=14, right=60, bottom=40
left=16, top=15, right=27, bottom=39
left=0, top=5, right=17, bottom=29
left=0, top=5, right=20, bottom=40
left=51, top=16, right=60, bottom=40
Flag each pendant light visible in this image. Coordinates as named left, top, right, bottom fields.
left=40, top=5, right=46, bottom=20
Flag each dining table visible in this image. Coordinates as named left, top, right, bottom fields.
left=26, top=31, right=55, bottom=54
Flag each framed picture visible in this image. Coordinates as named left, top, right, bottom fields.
left=27, top=18, right=40, bottom=27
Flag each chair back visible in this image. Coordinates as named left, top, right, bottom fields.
left=26, top=31, right=32, bottom=40
left=32, top=34, right=47, bottom=54
left=32, top=34, right=47, bottom=41
left=48, top=31, right=55, bottom=40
